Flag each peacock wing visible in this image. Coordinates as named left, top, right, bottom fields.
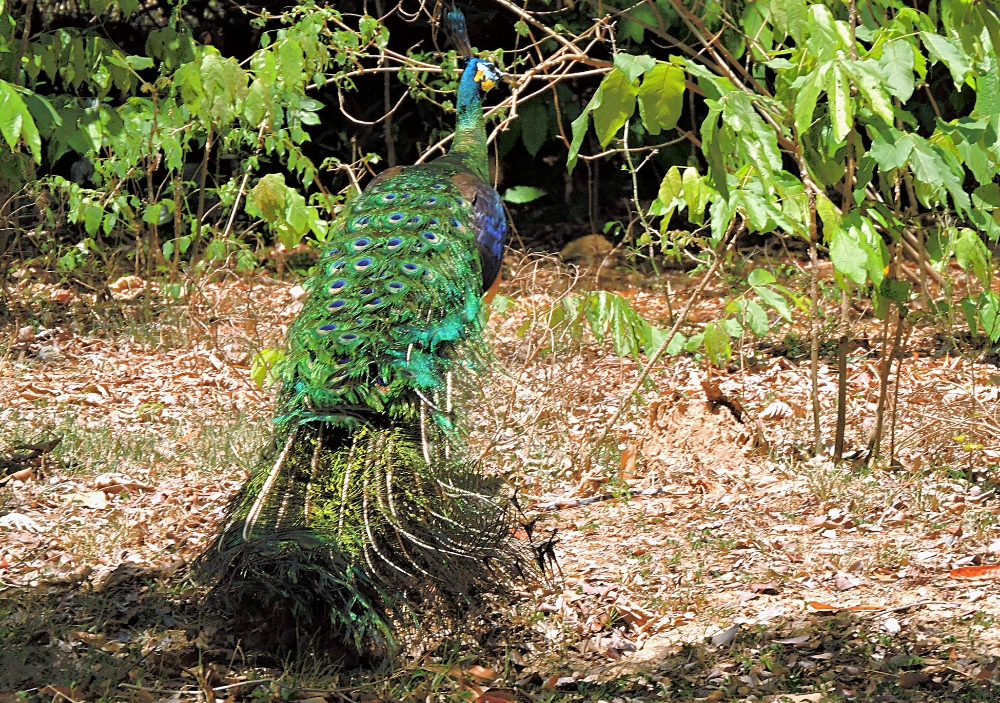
left=276, top=165, right=490, bottom=425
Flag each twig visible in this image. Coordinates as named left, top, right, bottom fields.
left=589, top=217, right=744, bottom=457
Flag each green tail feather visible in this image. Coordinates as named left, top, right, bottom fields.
left=198, top=44, right=528, bottom=653
left=201, top=415, right=526, bottom=654
left=199, top=135, right=531, bottom=657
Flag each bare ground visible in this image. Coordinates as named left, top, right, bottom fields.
left=1, top=255, right=999, bottom=702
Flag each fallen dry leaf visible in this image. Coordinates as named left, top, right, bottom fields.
left=898, top=671, right=930, bottom=688
left=950, top=565, right=1000, bottom=579
left=65, top=491, right=109, bottom=510
left=475, top=690, right=519, bottom=703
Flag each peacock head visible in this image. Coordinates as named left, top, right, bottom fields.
left=470, top=58, right=502, bottom=93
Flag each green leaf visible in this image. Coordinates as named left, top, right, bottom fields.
left=756, top=285, right=793, bottom=321
left=980, top=291, right=1000, bottom=342
left=910, top=137, right=971, bottom=214
left=502, top=186, right=547, bottom=203
left=955, top=227, right=990, bottom=285
left=636, top=62, right=685, bottom=135
left=743, top=299, right=770, bottom=337
left=567, top=88, right=603, bottom=173
left=878, top=41, right=915, bottom=103
left=845, top=59, right=895, bottom=126
left=828, top=65, right=852, bottom=144
left=879, top=276, right=910, bottom=304
left=519, top=99, right=548, bottom=157
left=0, top=82, right=42, bottom=162
left=814, top=191, right=840, bottom=240
left=284, top=189, right=310, bottom=238
left=747, top=268, right=775, bottom=287
left=919, top=32, right=972, bottom=89
left=701, top=108, right=729, bottom=201
left=644, top=326, right=686, bottom=357
left=869, top=128, right=913, bottom=171
left=793, top=64, right=828, bottom=136
left=592, top=69, right=637, bottom=147
left=682, top=167, right=701, bottom=216
left=741, top=191, right=770, bottom=231
left=250, top=348, right=285, bottom=389
left=613, top=53, right=656, bottom=83
left=658, top=166, right=683, bottom=205
left=725, top=92, right=781, bottom=176
left=961, top=296, right=979, bottom=336
left=83, top=203, right=103, bottom=235
left=770, top=0, right=808, bottom=43
left=703, top=321, right=732, bottom=366
left=807, top=5, right=847, bottom=61
left=973, top=183, right=1000, bottom=209
left=247, top=173, right=287, bottom=223
left=278, top=39, right=305, bottom=84
left=579, top=291, right=649, bottom=358
left=142, top=202, right=172, bottom=225
left=244, top=80, right=268, bottom=125
left=829, top=227, right=868, bottom=285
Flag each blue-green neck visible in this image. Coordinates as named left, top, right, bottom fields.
left=448, top=59, right=490, bottom=181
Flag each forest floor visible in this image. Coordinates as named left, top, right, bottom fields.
left=1, top=251, right=999, bottom=703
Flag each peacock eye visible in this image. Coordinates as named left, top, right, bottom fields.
left=431, top=183, right=445, bottom=190
left=360, top=287, right=374, bottom=296
left=388, top=213, right=404, bottom=222
left=387, top=237, right=403, bottom=250
left=421, top=231, right=439, bottom=243
left=328, top=299, right=347, bottom=310
left=317, top=323, right=338, bottom=334
left=352, top=238, right=371, bottom=250
left=424, top=196, right=437, bottom=205
left=354, top=216, right=370, bottom=226
left=329, top=260, right=346, bottom=272
left=329, top=279, right=347, bottom=293
left=354, top=257, right=373, bottom=271
left=382, top=194, right=397, bottom=202
left=402, top=262, right=418, bottom=271
left=339, top=333, right=359, bottom=343
left=450, top=217, right=461, bottom=228
left=387, top=282, right=404, bottom=291
left=364, top=298, right=384, bottom=309
left=427, top=218, right=439, bottom=226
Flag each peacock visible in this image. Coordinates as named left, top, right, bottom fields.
left=198, top=10, right=533, bottom=657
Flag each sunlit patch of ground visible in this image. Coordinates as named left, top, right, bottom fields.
left=1, top=255, right=998, bottom=701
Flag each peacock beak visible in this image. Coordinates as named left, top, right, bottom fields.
left=481, top=78, right=496, bottom=91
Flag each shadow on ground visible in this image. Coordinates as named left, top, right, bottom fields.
left=1, top=565, right=998, bottom=702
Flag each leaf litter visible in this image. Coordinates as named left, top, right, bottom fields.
left=0, top=255, right=998, bottom=701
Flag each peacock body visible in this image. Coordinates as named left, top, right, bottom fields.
left=200, top=38, right=529, bottom=655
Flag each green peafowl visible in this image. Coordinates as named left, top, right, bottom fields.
left=199, top=10, right=534, bottom=656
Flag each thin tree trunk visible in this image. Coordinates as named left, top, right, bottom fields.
left=870, top=305, right=904, bottom=460
left=14, top=0, right=34, bottom=88
left=835, top=0, right=859, bottom=461
left=835, top=127, right=857, bottom=461
left=808, top=191, right=822, bottom=455
left=888, top=321, right=913, bottom=464
left=193, top=124, right=213, bottom=263
left=171, top=172, right=183, bottom=279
